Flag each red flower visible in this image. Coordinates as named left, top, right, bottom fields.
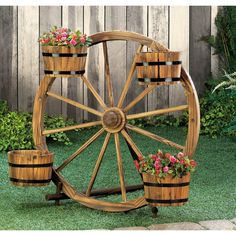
left=134, top=160, right=139, bottom=170
left=190, top=160, right=197, bottom=167
left=165, top=153, right=171, bottom=159
left=151, top=154, right=157, bottom=161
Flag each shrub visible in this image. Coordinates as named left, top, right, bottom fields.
left=0, top=100, right=79, bottom=151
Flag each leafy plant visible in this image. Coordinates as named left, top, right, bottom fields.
left=134, top=150, right=197, bottom=178
left=199, top=79, right=236, bottom=138
left=44, top=115, right=75, bottom=146
left=0, top=112, right=33, bottom=151
left=212, top=71, right=236, bottom=92
left=39, top=26, right=92, bottom=47
left=202, top=7, right=236, bottom=73
left=0, top=100, right=80, bottom=151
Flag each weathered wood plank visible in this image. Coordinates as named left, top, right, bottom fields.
left=18, top=6, right=39, bottom=112
left=0, top=6, right=17, bottom=110
left=126, top=6, right=147, bottom=114
left=105, top=6, right=126, bottom=107
left=148, top=6, right=169, bottom=111
left=211, top=6, right=219, bottom=77
left=62, top=6, right=84, bottom=122
left=190, top=6, right=211, bottom=95
left=40, top=6, right=62, bottom=116
left=169, top=6, right=189, bottom=111
left=84, top=6, right=105, bottom=121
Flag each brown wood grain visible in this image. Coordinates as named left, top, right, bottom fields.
left=8, top=150, right=53, bottom=186
left=142, top=172, right=190, bottom=207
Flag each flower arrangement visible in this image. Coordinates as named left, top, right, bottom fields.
left=134, top=150, right=197, bottom=178
left=38, top=26, right=92, bottom=47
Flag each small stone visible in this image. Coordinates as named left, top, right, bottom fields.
left=199, top=220, right=236, bottom=230
left=231, top=218, right=236, bottom=225
left=148, top=222, right=204, bottom=230
left=114, top=227, right=148, bottom=230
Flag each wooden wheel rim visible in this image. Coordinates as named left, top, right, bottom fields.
left=32, top=31, right=200, bottom=212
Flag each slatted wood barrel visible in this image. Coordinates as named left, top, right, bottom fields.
left=42, top=46, right=88, bottom=76
left=142, top=173, right=190, bottom=206
left=8, top=150, right=54, bottom=186
left=136, top=51, right=181, bottom=84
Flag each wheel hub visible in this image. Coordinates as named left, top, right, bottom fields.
left=102, top=107, right=126, bottom=133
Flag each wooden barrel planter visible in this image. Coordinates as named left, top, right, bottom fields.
left=136, top=51, right=181, bottom=85
left=8, top=150, right=54, bottom=186
left=142, top=173, right=190, bottom=206
left=42, top=46, right=88, bottom=76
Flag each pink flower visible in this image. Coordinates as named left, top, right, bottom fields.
left=170, top=156, right=177, bottom=164
left=180, top=159, right=185, bottom=165
left=70, top=39, right=77, bottom=46
left=177, top=152, right=185, bottom=159
left=154, top=160, right=161, bottom=170
left=61, top=37, right=67, bottom=41
left=80, top=36, right=86, bottom=44
left=163, top=166, right=169, bottom=173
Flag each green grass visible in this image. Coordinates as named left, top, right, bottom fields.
left=0, top=126, right=236, bottom=230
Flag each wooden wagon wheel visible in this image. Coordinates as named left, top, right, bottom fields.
left=32, top=31, right=200, bottom=212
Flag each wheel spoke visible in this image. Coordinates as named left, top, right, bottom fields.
left=81, top=75, right=108, bottom=110
left=47, top=91, right=103, bottom=117
left=114, top=133, right=127, bottom=202
left=56, top=128, right=105, bottom=172
left=126, top=124, right=184, bottom=150
left=117, top=45, right=143, bottom=108
left=86, top=133, right=111, bottom=196
left=121, top=130, right=143, bottom=157
left=103, top=42, right=114, bottom=107
left=123, top=85, right=156, bottom=112
left=42, top=121, right=102, bottom=135
left=127, top=105, right=188, bottom=120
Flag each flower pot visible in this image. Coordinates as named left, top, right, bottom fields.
left=42, top=46, right=88, bottom=76
left=136, top=51, right=181, bottom=84
left=142, top=172, right=190, bottom=206
left=8, top=150, right=54, bottom=186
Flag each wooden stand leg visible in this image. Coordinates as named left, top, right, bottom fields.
left=55, top=182, right=62, bottom=206
left=151, top=206, right=158, bottom=218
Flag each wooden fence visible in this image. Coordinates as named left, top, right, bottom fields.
left=0, top=6, right=218, bottom=121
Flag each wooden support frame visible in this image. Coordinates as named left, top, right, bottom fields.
left=32, top=31, right=200, bottom=212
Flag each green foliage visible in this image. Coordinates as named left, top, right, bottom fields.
left=0, top=112, right=33, bottom=151
left=202, top=6, right=236, bottom=73
left=44, top=115, right=75, bottom=146
left=0, top=100, right=78, bottom=151
left=128, top=114, right=185, bottom=129
left=137, top=150, right=196, bottom=178
left=199, top=79, right=236, bottom=138
left=212, top=71, right=236, bottom=92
